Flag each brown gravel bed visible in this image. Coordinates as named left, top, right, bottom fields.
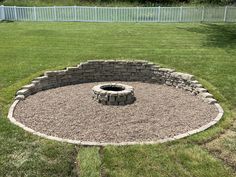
left=14, top=82, right=218, bottom=143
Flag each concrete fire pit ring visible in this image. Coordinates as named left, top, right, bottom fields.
left=92, top=83, right=135, bottom=105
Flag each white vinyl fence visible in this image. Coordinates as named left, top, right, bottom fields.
left=0, top=5, right=235, bottom=22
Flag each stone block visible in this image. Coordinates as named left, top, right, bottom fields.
left=15, top=95, right=25, bottom=100
left=165, top=80, right=172, bottom=86
left=190, top=80, right=199, bottom=84
left=126, top=99, right=135, bottom=104
left=22, top=84, right=35, bottom=90
left=171, top=72, right=194, bottom=81
left=195, top=83, right=203, bottom=88
left=204, top=98, right=217, bottom=104
left=200, top=92, right=213, bottom=98
left=16, top=89, right=30, bottom=97
left=66, top=67, right=80, bottom=73
left=116, top=96, right=126, bottom=102
left=109, top=95, right=116, bottom=102
left=44, top=71, right=59, bottom=77
left=119, top=101, right=125, bottom=105
left=159, top=68, right=175, bottom=73
left=196, top=87, right=207, bottom=93
left=34, top=76, right=48, bottom=81
left=133, top=60, right=148, bottom=65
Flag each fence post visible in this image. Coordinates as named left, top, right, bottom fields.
left=53, top=6, right=57, bottom=21
left=158, top=6, right=161, bottom=22
left=116, top=7, right=118, bottom=22
left=179, top=6, right=183, bottom=22
left=136, top=6, right=139, bottom=22
left=201, top=6, right=205, bottom=22
left=33, top=6, right=37, bottom=21
left=14, top=6, right=17, bottom=21
left=74, top=5, right=77, bottom=21
left=224, top=6, right=228, bottom=22
left=94, top=6, right=97, bottom=22
left=1, top=5, right=5, bottom=20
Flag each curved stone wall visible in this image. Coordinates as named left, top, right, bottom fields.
left=15, top=60, right=217, bottom=104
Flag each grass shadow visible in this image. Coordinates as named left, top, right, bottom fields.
left=0, top=20, right=14, bottom=23
left=178, top=23, right=236, bottom=50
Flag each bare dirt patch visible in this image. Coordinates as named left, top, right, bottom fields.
left=205, top=128, right=236, bottom=169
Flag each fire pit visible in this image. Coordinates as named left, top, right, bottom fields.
left=92, top=83, right=135, bottom=105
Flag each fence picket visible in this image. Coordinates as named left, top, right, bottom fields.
left=224, top=6, right=228, bottom=22
left=201, top=6, right=205, bottom=22
left=1, top=5, right=5, bottom=20
left=14, top=6, right=17, bottom=20
left=180, top=6, right=183, bottom=22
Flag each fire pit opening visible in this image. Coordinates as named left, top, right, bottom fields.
left=101, top=85, right=125, bottom=92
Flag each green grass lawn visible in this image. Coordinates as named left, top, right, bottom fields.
left=0, top=22, right=236, bottom=176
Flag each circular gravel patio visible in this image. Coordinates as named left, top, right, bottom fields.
left=13, top=81, right=218, bottom=143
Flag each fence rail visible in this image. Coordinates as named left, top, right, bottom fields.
left=0, top=5, right=235, bottom=22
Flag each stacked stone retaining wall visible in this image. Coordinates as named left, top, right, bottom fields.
left=15, top=60, right=217, bottom=104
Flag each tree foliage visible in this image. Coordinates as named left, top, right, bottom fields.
left=0, top=0, right=234, bottom=5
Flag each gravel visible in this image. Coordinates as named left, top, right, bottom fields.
left=14, top=82, right=218, bottom=143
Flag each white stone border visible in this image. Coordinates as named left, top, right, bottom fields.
left=8, top=100, right=224, bottom=146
